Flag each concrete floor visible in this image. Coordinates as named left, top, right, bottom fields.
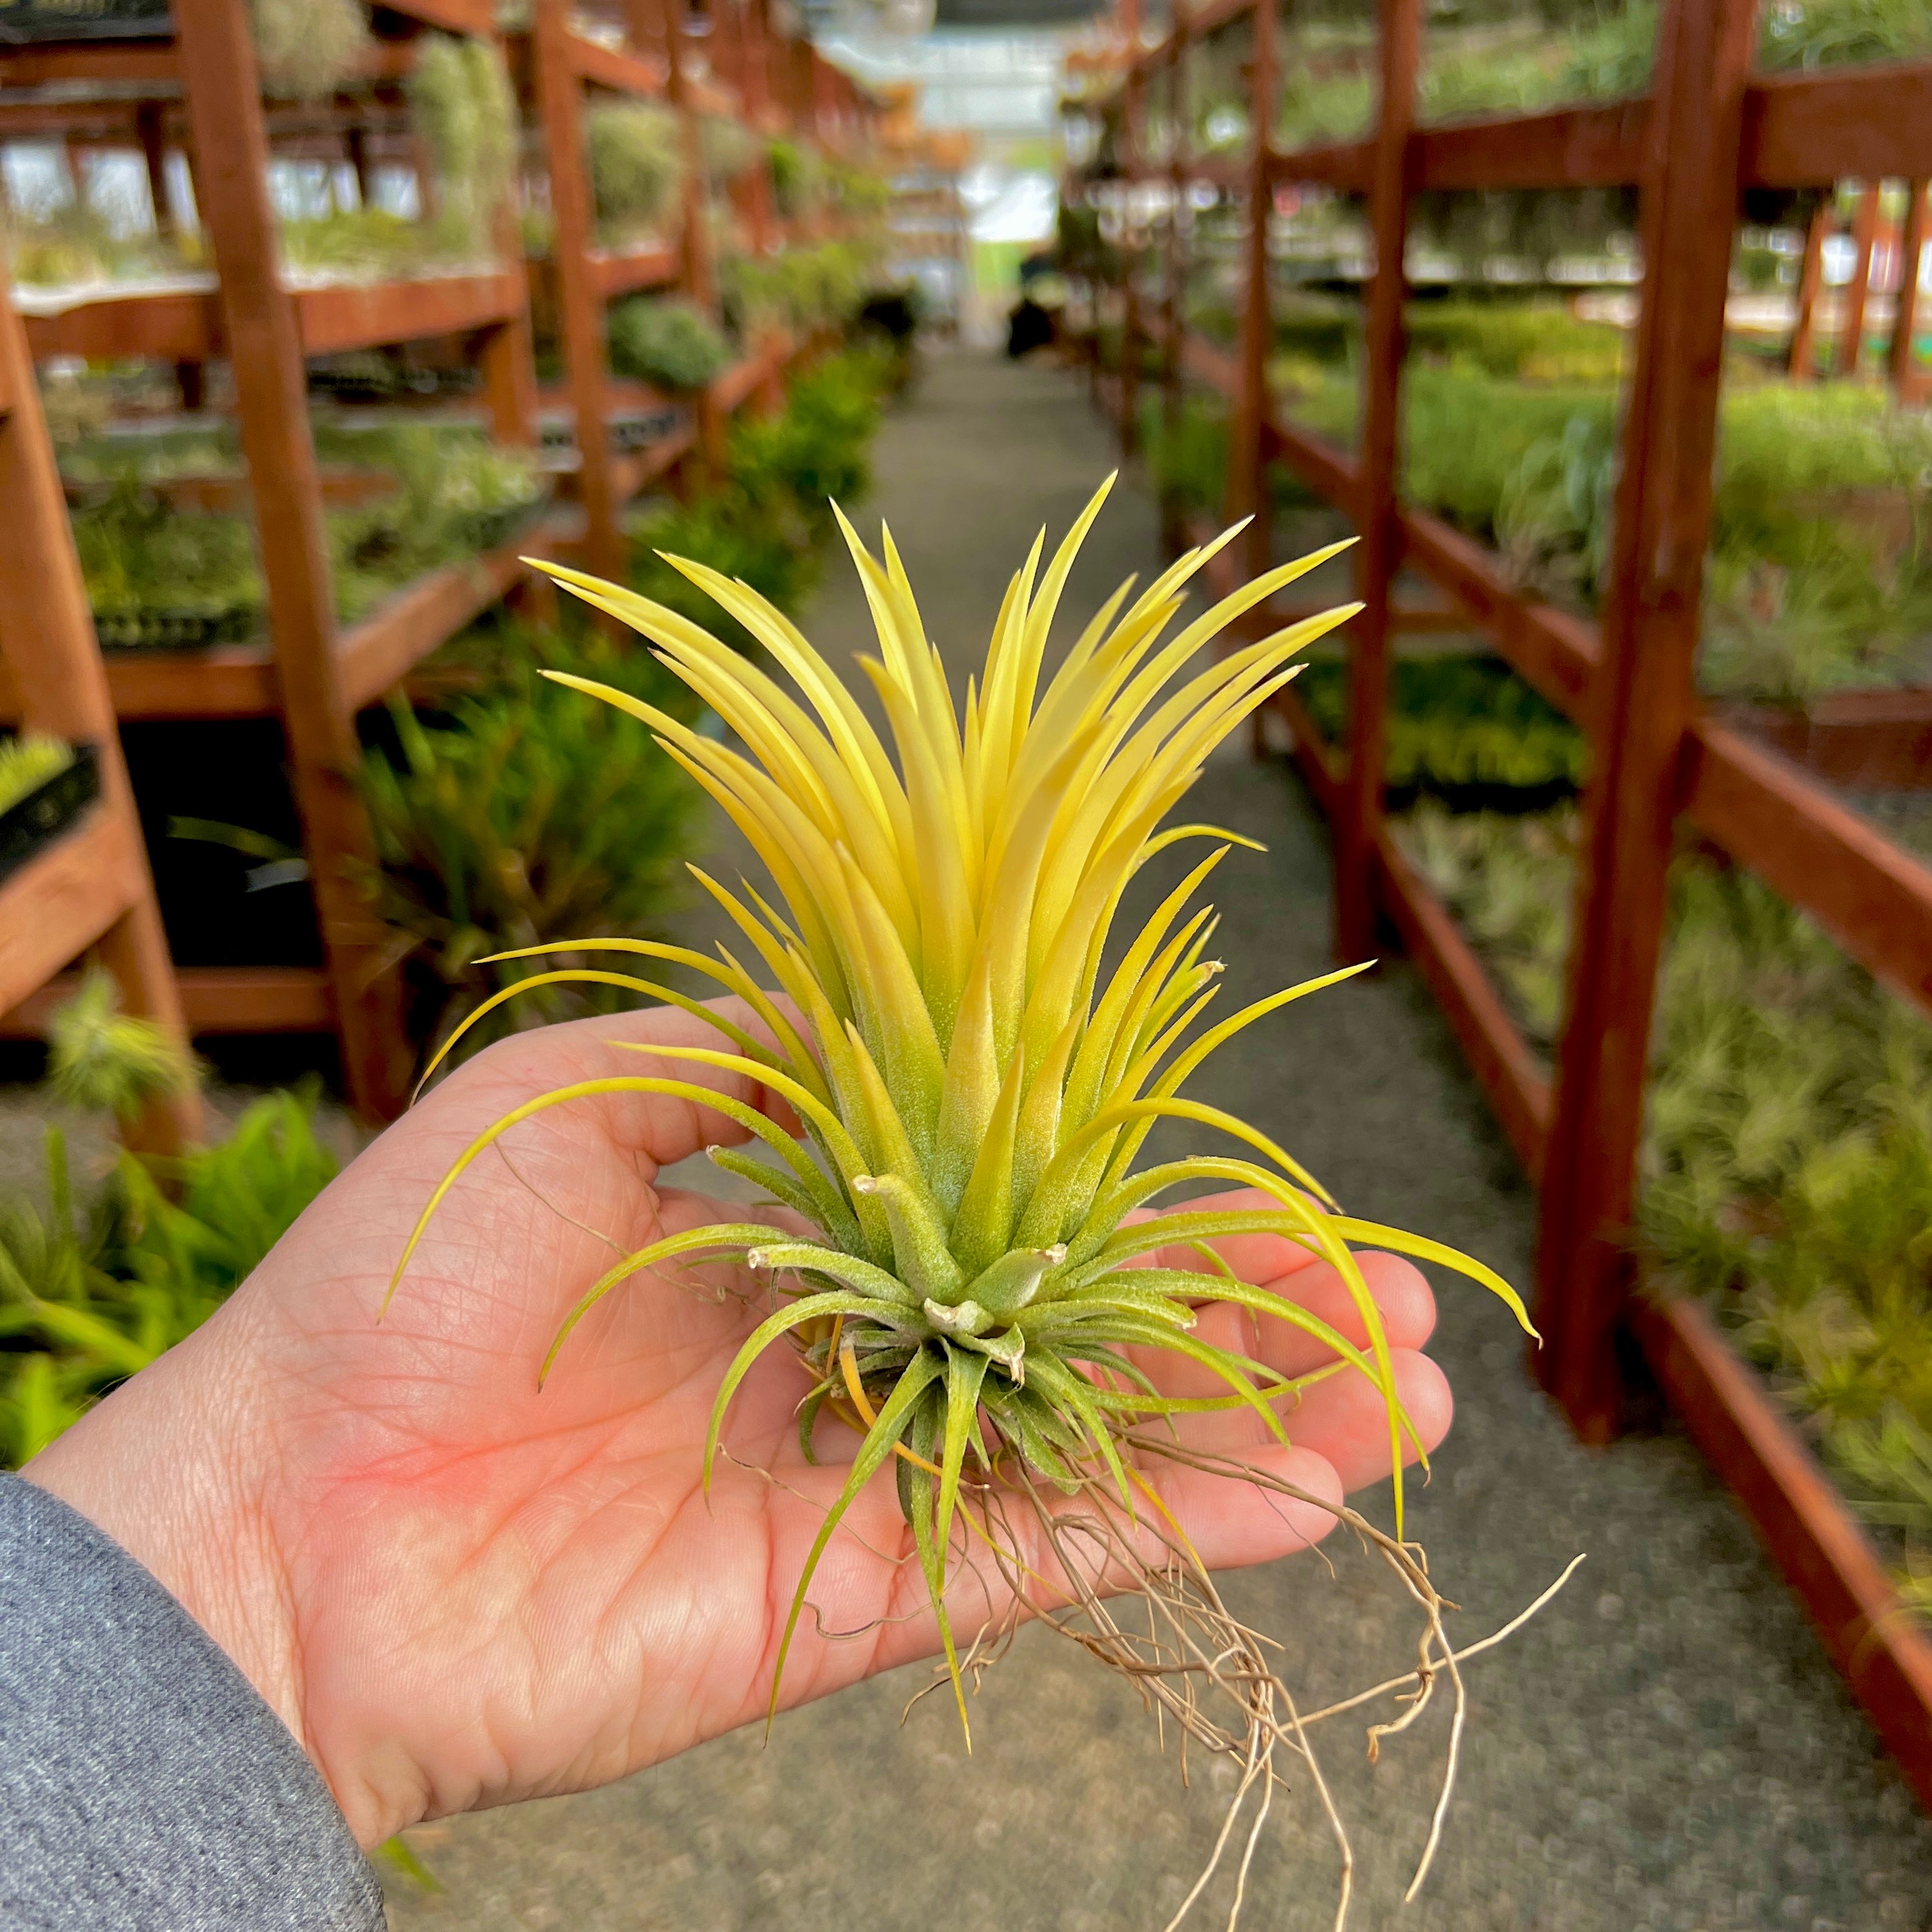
left=364, top=349, right=1932, bottom=1930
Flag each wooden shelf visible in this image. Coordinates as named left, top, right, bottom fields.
left=1087, top=0, right=1932, bottom=1806
left=1373, top=826, right=1553, bottom=1179
left=1631, top=1295, right=1932, bottom=1813
left=0, top=807, right=145, bottom=1017
left=0, top=963, right=332, bottom=1039
left=590, top=241, right=682, bottom=300
left=0, top=518, right=566, bottom=724
left=20, top=270, right=526, bottom=365
left=609, top=423, right=695, bottom=505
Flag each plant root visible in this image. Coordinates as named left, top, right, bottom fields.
left=845, top=1438, right=1582, bottom=1932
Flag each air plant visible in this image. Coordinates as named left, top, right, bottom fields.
left=389, top=481, right=1541, bottom=1918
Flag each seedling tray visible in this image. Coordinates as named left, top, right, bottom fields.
left=0, top=0, right=170, bottom=39
left=92, top=602, right=263, bottom=651
left=0, top=742, right=100, bottom=889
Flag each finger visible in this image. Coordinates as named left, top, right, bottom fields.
left=1163, top=1347, right=1453, bottom=1490
left=1122, top=1185, right=1327, bottom=1286
left=427, top=994, right=806, bottom=1175
left=1190, top=1251, right=1438, bottom=1381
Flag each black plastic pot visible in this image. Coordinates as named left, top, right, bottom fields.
left=0, top=742, right=101, bottom=889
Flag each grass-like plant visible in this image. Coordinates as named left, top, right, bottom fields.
left=389, top=482, right=1539, bottom=1911
left=608, top=295, right=730, bottom=393
left=411, top=35, right=519, bottom=260
left=586, top=104, right=683, bottom=245
left=0, top=734, right=76, bottom=817
left=45, top=969, right=197, bottom=1125
left=358, top=627, right=700, bottom=1069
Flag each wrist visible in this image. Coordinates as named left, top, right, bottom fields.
left=23, top=1309, right=309, bottom=1777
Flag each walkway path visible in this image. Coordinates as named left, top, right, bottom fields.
left=385, top=350, right=1932, bottom=1931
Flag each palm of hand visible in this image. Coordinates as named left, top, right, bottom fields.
left=29, top=1002, right=1448, bottom=1850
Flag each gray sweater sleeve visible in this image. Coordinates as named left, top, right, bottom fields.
left=0, top=1472, right=383, bottom=1932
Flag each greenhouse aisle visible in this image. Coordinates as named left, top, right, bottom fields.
left=382, top=350, right=1932, bottom=1932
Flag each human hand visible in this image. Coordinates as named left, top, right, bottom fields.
left=25, top=998, right=1451, bottom=1849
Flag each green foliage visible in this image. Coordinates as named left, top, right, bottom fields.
left=627, top=350, right=890, bottom=653
left=608, top=295, right=730, bottom=392
left=700, top=115, right=762, bottom=185
left=1144, top=394, right=1228, bottom=514
left=729, top=350, right=887, bottom=536
left=1396, top=798, right=1932, bottom=1584
left=71, top=477, right=264, bottom=631
left=727, top=238, right=886, bottom=334
left=1757, top=0, right=1932, bottom=71
left=359, top=628, right=701, bottom=1063
left=249, top=0, right=368, bottom=98
left=1403, top=300, right=1626, bottom=382
left=72, top=429, right=546, bottom=635
left=327, top=429, right=547, bottom=622
left=278, top=207, right=463, bottom=277
left=3, top=201, right=185, bottom=288
left=46, top=972, right=197, bottom=1125
left=411, top=35, right=519, bottom=258
left=828, top=160, right=889, bottom=220
left=586, top=104, right=683, bottom=242
left=1402, top=365, right=1617, bottom=539
left=767, top=138, right=825, bottom=221
left=1295, top=654, right=1586, bottom=800
left=0, top=734, right=75, bottom=817
left=0, top=1093, right=338, bottom=1467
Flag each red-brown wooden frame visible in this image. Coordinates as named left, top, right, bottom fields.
left=1072, top=0, right=1932, bottom=1810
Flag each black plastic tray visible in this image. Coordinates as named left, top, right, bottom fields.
left=0, top=742, right=101, bottom=889
left=0, top=0, right=170, bottom=41
left=92, top=603, right=263, bottom=651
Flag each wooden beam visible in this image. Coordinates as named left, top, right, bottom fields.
left=1374, top=825, right=1552, bottom=1179
left=1335, top=0, right=1421, bottom=962
left=19, top=271, right=524, bottom=366
left=1533, top=0, right=1759, bottom=1440
left=1685, top=717, right=1932, bottom=1019
left=0, top=43, right=177, bottom=88
left=1263, top=413, right=1364, bottom=524
left=0, top=965, right=335, bottom=1037
left=1741, top=60, right=1932, bottom=189
left=1630, top=1295, right=1932, bottom=1816
left=1265, top=138, right=1374, bottom=194
left=591, top=241, right=681, bottom=298
left=296, top=270, right=524, bottom=356
left=0, top=276, right=196, bottom=1148
left=1837, top=183, right=1881, bottom=379
left=1889, top=181, right=1927, bottom=396
left=1413, top=100, right=1647, bottom=191
left=1394, top=508, right=1598, bottom=718
left=1716, top=687, right=1932, bottom=792
left=569, top=33, right=669, bottom=96
left=1788, top=195, right=1830, bottom=381
left=174, top=0, right=409, bottom=1121
left=534, top=0, right=624, bottom=581
left=0, top=810, right=142, bottom=1020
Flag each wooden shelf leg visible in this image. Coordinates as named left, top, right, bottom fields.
left=0, top=271, right=199, bottom=1154
left=1789, top=196, right=1830, bottom=381
left=1531, top=0, right=1759, bottom=1440
left=173, top=0, right=411, bottom=1121
left=1889, top=181, right=1926, bottom=399
left=534, top=0, right=624, bottom=582
left=1838, top=182, right=1880, bottom=379
left=1334, top=0, right=1419, bottom=965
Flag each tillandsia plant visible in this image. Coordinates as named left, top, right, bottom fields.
left=389, top=478, right=1547, bottom=1920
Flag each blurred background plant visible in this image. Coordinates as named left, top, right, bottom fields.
left=357, top=624, right=702, bottom=1068
left=608, top=295, right=731, bottom=391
